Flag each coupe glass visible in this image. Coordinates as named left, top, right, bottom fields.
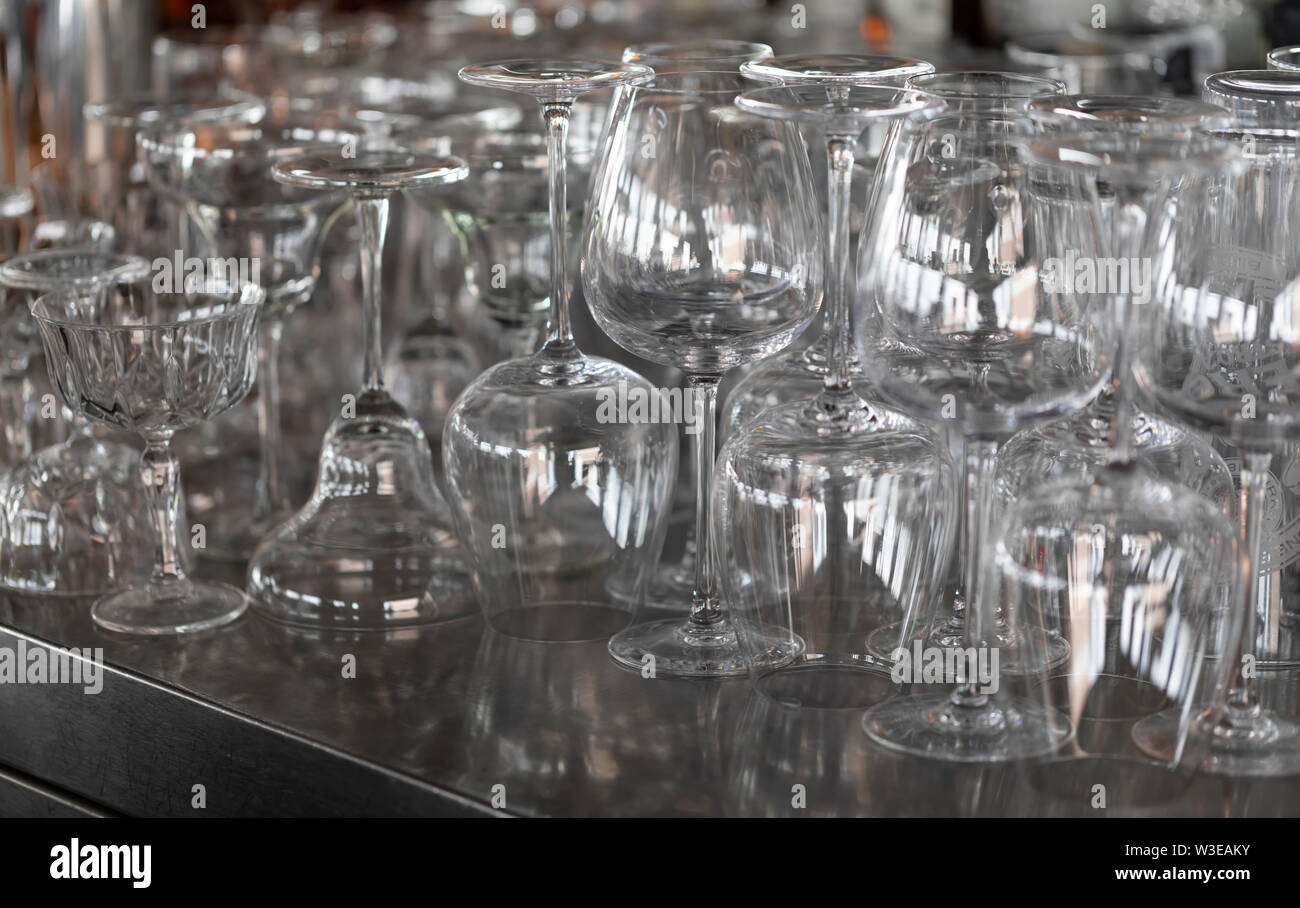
left=997, top=96, right=1237, bottom=516
left=443, top=59, right=678, bottom=643
left=139, top=118, right=356, bottom=560
left=855, top=77, right=1115, bottom=761
left=248, top=149, right=476, bottom=630
left=0, top=249, right=161, bottom=595
left=1130, top=71, right=1300, bottom=775
left=32, top=280, right=262, bottom=634
left=583, top=71, right=823, bottom=675
left=714, top=83, right=957, bottom=707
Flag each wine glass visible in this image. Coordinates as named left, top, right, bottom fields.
left=870, top=71, right=1066, bottom=661
left=1130, top=71, right=1300, bottom=775
left=714, top=83, right=957, bottom=707
left=247, top=148, right=476, bottom=630
left=443, top=59, right=678, bottom=643
left=623, top=39, right=773, bottom=71
left=854, top=77, right=1116, bottom=761
left=723, top=53, right=937, bottom=437
left=583, top=71, right=823, bottom=676
left=0, top=248, right=164, bottom=595
left=138, top=118, right=356, bottom=561
left=992, top=131, right=1245, bottom=765
left=31, top=279, right=263, bottom=634
left=997, top=96, right=1237, bottom=517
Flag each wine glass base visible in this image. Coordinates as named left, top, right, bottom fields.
left=92, top=580, right=248, bottom=635
left=1133, top=707, right=1300, bottom=777
left=608, top=616, right=752, bottom=678
left=862, top=690, right=1074, bottom=763
left=866, top=620, right=1069, bottom=677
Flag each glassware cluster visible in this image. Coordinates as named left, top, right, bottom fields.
left=3, top=9, right=1300, bottom=789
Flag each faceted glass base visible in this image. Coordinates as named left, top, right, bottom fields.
left=93, top=578, right=247, bottom=635
left=862, top=689, right=1074, bottom=763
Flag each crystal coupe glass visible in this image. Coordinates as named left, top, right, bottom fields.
left=248, top=149, right=477, bottom=630
left=443, top=59, right=678, bottom=643
left=32, top=280, right=262, bottom=634
left=583, top=71, right=823, bottom=675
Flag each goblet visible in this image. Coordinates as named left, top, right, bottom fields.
left=0, top=248, right=164, bottom=595
left=247, top=149, right=476, bottom=630
left=139, top=118, right=356, bottom=560
left=1130, top=71, right=1300, bottom=775
left=583, top=71, right=823, bottom=675
left=443, top=59, right=677, bottom=643
left=31, top=280, right=262, bottom=634
left=855, top=76, right=1115, bottom=761
left=997, top=97, right=1237, bottom=517
left=714, top=83, right=957, bottom=706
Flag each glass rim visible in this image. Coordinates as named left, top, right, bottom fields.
left=623, top=39, right=773, bottom=65
left=1020, top=131, right=1242, bottom=173
left=458, top=58, right=654, bottom=91
left=137, top=121, right=361, bottom=162
left=1203, top=69, right=1300, bottom=102
left=83, top=93, right=265, bottom=128
left=1026, top=94, right=1229, bottom=126
left=31, top=282, right=265, bottom=331
left=633, top=70, right=770, bottom=95
left=1267, top=45, right=1300, bottom=70
left=906, top=70, right=1067, bottom=100
left=735, top=84, right=936, bottom=122
left=740, top=53, right=934, bottom=84
left=0, top=251, right=151, bottom=291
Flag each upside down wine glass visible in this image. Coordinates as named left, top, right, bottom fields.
left=855, top=76, right=1115, bottom=760
left=247, top=149, right=476, bottom=629
left=583, top=71, right=823, bottom=676
left=32, top=280, right=262, bottom=634
left=713, top=83, right=957, bottom=707
left=1131, top=71, right=1300, bottom=775
left=443, top=60, right=678, bottom=643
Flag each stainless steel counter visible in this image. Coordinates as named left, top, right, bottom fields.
left=2, top=561, right=1299, bottom=817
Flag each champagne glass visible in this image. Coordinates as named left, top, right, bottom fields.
left=443, top=59, right=678, bottom=643
left=855, top=75, right=1115, bottom=761
left=714, top=83, right=957, bottom=706
left=1130, top=71, right=1300, bottom=775
left=32, top=280, right=263, bottom=633
left=583, top=71, right=823, bottom=676
left=248, top=149, right=476, bottom=630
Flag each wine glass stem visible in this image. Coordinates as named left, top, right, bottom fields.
left=954, top=436, right=999, bottom=707
left=824, top=135, right=855, bottom=394
left=1228, top=449, right=1271, bottom=714
left=689, top=373, right=722, bottom=627
left=0, top=372, right=32, bottom=464
left=1107, top=199, right=1148, bottom=465
left=356, top=195, right=389, bottom=395
left=541, top=101, right=575, bottom=355
left=141, top=433, right=187, bottom=584
left=255, top=317, right=287, bottom=516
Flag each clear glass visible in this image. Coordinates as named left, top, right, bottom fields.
left=443, top=59, right=678, bottom=643
left=247, top=149, right=476, bottom=630
left=855, top=89, right=1116, bottom=761
left=31, top=281, right=262, bottom=634
left=1267, top=46, right=1300, bottom=72
left=1006, top=33, right=1165, bottom=94
left=716, top=83, right=957, bottom=706
left=0, top=247, right=162, bottom=595
left=623, top=39, right=773, bottom=70
left=0, top=186, right=37, bottom=468
left=1129, top=76, right=1300, bottom=773
left=741, top=54, right=934, bottom=86
left=583, top=71, right=823, bottom=676
left=139, top=119, right=355, bottom=560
